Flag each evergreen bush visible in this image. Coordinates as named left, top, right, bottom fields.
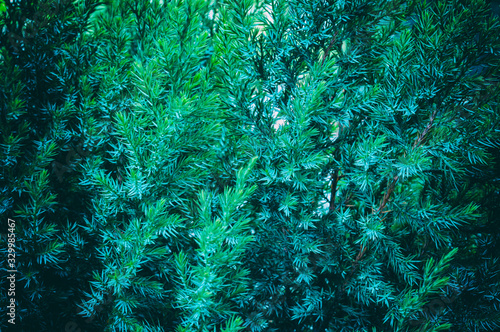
left=1, top=0, right=499, bottom=331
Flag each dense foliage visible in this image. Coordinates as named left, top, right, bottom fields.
left=1, top=0, right=499, bottom=331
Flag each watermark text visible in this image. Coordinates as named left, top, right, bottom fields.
left=6, top=218, right=17, bottom=325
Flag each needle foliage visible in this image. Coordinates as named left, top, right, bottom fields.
left=1, top=0, right=499, bottom=331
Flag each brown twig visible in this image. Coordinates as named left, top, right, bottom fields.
left=413, top=109, right=437, bottom=148
left=376, top=175, right=399, bottom=213
left=329, top=170, right=340, bottom=211
left=355, top=244, right=367, bottom=262
left=322, top=31, right=339, bottom=65
left=342, top=174, right=399, bottom=292
left=341, top=109, right=435, bottom=293
left=341, top=243, right=368, bottom=293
